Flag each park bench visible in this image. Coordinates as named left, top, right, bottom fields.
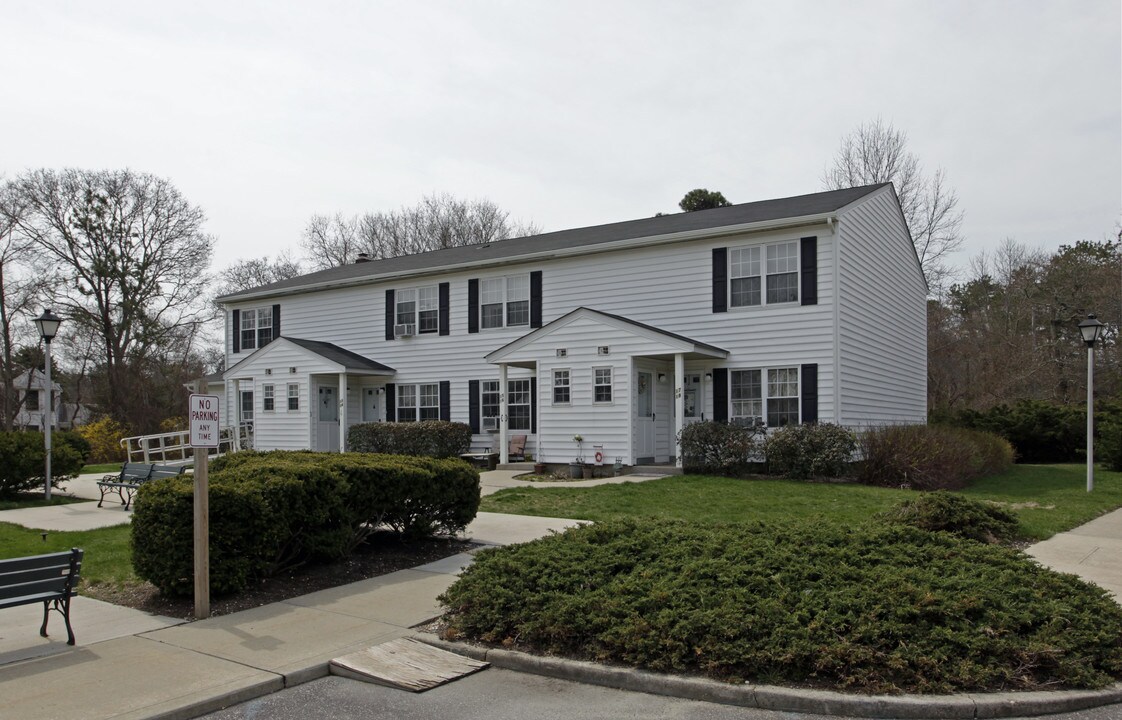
left=0, top=548, right=83, bottom=645
left=97, top=463, right=186, bottom=510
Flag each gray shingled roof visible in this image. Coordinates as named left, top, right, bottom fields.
left=219, top=184, right=887, bottom=302
left=283, top=337, right=395, bottom=374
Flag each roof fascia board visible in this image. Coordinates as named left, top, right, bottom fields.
left=219, top=213, right=836, bottom=304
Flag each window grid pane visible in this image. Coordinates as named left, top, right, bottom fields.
left=481, top=304, right=503, bottom=329
left=263, top=384, right=275, bottom=411
left=731, top=369, right=762, bottom=420
left=506, top=300, right=529, bottom=326
left=397, top=385, right=416, bottom=423
left=593, top=368, right=612, bottom=403
left=481, top=380, right=500, bottom=418
left=396, top=288, right=416, bottom=326
left=553, top=370, right=570, bottom=404
left=767, top=367, right=799, bottom=427
left=287, top=384, right=299, bottom=411
left=731, top=276, right=761, bottom=307
left=508, top=379, right=531, bottom=431
left=766, top=272, right=798, bottom=304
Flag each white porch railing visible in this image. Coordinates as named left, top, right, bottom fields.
left=119, top=423, right=253, bottom=464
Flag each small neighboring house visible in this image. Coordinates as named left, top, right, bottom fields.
left=13, top=369, right=62, bottom=431
left=217, top=184, right=927, bottom=467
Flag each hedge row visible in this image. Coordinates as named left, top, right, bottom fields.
left=348, top=421, right=472, bottom=458
left=440, top=519, right=1122, bottom=693
left=859, top=425, right=1014, bottom=490
left=132, top=451, right=480, bottom=596
left=0, top=430, right=89, bottom=497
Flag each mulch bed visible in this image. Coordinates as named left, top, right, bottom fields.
left=84, top=531, right=478, bottom=621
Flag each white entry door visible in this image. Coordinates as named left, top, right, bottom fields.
left=635, top=371, right=655, bottom=461
left=317, top=385, right=339, bottom=451
left=362, top=387, right=379, bottom=422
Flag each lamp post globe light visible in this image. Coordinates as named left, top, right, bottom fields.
left=1078, top=314, right=1104, bottom=493
left=33, top=309, right=63, bottom=501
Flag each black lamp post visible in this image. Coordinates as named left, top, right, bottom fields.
left=1078, top=314, right=1104, bottom=492
left=33, top=309, right=62, bottom=501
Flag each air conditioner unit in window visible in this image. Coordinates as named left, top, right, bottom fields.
left=482, top=417, right=498, bottom=431
left=394, top=323, right=415, bottom=338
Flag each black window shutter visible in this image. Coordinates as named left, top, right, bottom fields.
left=468, top=380, right=480, bottom=433
left=530, top=379, right=537, bottom=434
left=801, top=364, right=818, bottom=423
left=385, top=289, right=395, bottom=341
left=800, top=237, right=817, bottom=306
left=467, top=279, right=479, bottom=334
left=712, top=248, right=728, bottom=313
left=384, top=383, right=396, bottom=421
left=712, top=368, right=728, bottom=423
left=272, top=304, right=281, bottom=341
left=530, top=271, right=543, bottom=328
left=439, top=381, right=451, bottom=422
left=232, top=309, right=241, bottom=353
left=438, top=282, right=450, bottom=336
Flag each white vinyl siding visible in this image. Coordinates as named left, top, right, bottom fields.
left=836, top=188, right=927, bottom=425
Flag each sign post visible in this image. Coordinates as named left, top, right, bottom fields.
left=189, top=391, right=219, bottom=619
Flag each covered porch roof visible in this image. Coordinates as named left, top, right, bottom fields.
left=224, top=336, right=396, bottom=379
left=485, top=307, right=729, bottom=369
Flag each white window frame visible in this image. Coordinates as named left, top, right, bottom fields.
left=592, top=367, right=613, bottom=404
left=729, top=366, right=800, bottom=427
left=262, top=383, right=275, bottom=412
left=287, top=383, right=300, bottom=411
left=552, top=369, right=571, bottom=405
left=480, top=273, right=530, bottom=329
left=507, top=378, right=531, bottom=431
left=396, top=383, right=439, bottom=422
left=239, top=307, right=274, bottom=351
left=481, top=380, right=500, bottom=425
left=729, top=240, right=799, bottom=308
left=396, top=286, right=439, bottom=334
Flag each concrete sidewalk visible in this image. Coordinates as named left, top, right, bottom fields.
left=1027, top=507, right=1122, bottom=600
left=0, top=504, right=584, bottom=720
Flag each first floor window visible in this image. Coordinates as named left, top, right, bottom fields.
left=593, top=367, right=612, bottom=403
left=240, top=390, right=254, bottom=423
left=397, top=385, right=417, bottom=422
left=263, top=384, right=275, bottom=412
left=397, top=383, right=439, bottom=422
left=419, top=383, right=440, bottom=421
left=730, top=366, right=799, bottom=427
left=767, top=367, right=799, bottom=427
left=553, top=370, right=570, bottom=404
left=508, top=379, right=531, bottom=431
left=287, top=383, right=299, bottom=411
left=481, top=380, right=500, bottom=421
left=25, top=390, right=39, bottom=411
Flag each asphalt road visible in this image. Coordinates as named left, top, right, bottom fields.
left=199, top=669, right=1122, bottom=720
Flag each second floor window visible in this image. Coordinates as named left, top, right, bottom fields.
left=730, top=240, right=798, bottom=307
left=396, top=286, right=439, bottom=334
left=480, top=275, right=529, bottom=329
left=25, top=390, right=39, bottom=411
left=240, top=308, right=274, bottom=350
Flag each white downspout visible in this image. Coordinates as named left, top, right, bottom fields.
left=499, top=363, right=508, bottom=465
left=674, top=353, right=685, bottom=468
left=338, top=373, right=347, bottom=452
left=831, top=216, right=843, bottom=424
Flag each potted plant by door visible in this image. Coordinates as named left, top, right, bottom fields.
left=569, top=458, right=583, bottom=479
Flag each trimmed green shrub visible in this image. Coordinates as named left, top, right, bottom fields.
left=878, top=491, right=1020, bottom=543
left=1097, top=411, right=1122, bottom=472
left=763, top=423, right=856, bottom=479
left=440, top=519, right=1122, bottom=693
left=938, top=400, right=1084, bottom=463
left=133, top=450, right=481, bottom=596
left=859, top=424, right=1013, bottom=490
left=0, top=430, right=86, bottom=497
left=677, top=421, right=762, bottom=476
left=348, top=421, right=472, bottom=459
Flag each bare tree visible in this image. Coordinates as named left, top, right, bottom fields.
left=9, top=168, right=215, bottom=427
left=302, top=194, right=540, bottom=270
left=215, top=252, right=304, bottom=298
left=0, top=181, right=50, bottom=430
left=823, top=119, right=964, bottom=293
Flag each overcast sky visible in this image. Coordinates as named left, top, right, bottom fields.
left=3, top=1, right=1119, bottom=276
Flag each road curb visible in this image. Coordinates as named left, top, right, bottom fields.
left=413, top=635, right=1122, bottom=719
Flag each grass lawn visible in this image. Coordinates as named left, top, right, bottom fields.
left=0, top=522, right=136, bottom=588
left=80, top=462, right=122, bottom=475
left=481, top=464, right=1122, bottom=540
left=0, top=493, right=87, bottom=511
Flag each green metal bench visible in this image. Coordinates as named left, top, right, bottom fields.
left=97, top=462, right=154, bottom=509
left=0, top=548, right=83, bottom=645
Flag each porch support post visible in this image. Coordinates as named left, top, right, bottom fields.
left=499, top=363, right=508, bottom=465
left=674, top=353, right=685, bottom=468
left=338, top=372, right=347, bottom=452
